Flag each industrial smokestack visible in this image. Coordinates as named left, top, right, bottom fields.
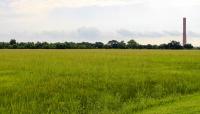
left=183, top=17, right=187, bottom=45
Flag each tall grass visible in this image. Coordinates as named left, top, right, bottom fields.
left=0, top=50, right=200, bottom=114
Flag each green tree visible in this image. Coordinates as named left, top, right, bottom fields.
left=9, top=39, right=16, bottom=45
left=41, top=42, right=50, bottom=49
left=94, top=42, right=104, bottom=48
left=167, top=41, right=183, bottom=49
left=159, top=44, right=168, bottom=49
left=55, top=42, right=66, bottom=49
left=184, top=44, right=193, bottom=49
left=127, top=39, right=138, bottom=49
left=107, top=40, right=120, bottom=48
left=119, top=41, right=126, bottom=49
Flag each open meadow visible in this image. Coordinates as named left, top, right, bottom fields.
left=0, top=49, right=200, bottom=114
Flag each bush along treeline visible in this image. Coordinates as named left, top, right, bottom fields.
left=0, top=39, right=195, bottom=49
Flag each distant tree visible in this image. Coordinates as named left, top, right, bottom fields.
left=94, top=42, right=104, bottom=48
left=119, top=41, right=126, bottom=49
left=77, top=42, right=94, bottom=49
left=55, top=42, right=66, bottom=49
left=0, top=39, right=196, bottom=49
left=26, top=42, right=35, bottom=49
left=159, top=43, right=168, bottom=49
left=64, top=42, right=71, bottom=49
left=137, top=45, right=144, bottom=49
left=41, top=42, right=50, bottom=49
left=103, top=44, right=110, bottom=49
left=0, top=42, right=8, bottom=49
left=18, top=42, right=34, bottom=49
left=0, top=42, right=4, bottom=49
left=184, top=44, right=193, bottom=49
left=68, top=42, right=77, bottom=49
left=127, top=39, right=138, bottom=49
left=146, top=44, right=153, bottom=49
left=9, top=39, right=16, bottom=45
left=107, top=40, right=120, bottom=48
left=18, top=42, right=26, bottom=49
left=12, top=44, right=17, bottom=49
left=138, top=44, right=159, bottom=49
left=167, top=41, right=183, bottom=49
left=49, top=43, right=56, bottom=49
left=152, top=45, right=159, bottom=49
left=35, top=42, right=43, bottom=49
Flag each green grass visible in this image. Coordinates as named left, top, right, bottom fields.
left=0, top=49, right=200, bottom=114
left=138, top=93, right=200, bottom=114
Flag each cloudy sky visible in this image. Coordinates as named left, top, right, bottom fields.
left=0, top=0, right=200, bottom=45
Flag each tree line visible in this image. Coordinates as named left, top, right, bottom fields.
left=0, top=39, right=196, bottom=49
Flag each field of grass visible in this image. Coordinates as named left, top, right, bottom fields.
left=0, top=49, right=200, bottom=114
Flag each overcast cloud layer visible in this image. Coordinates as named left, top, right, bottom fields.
left=0, top=0, right=200, bottom=45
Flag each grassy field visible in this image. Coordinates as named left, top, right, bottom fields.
left=0, top=49, right=200, bottom=114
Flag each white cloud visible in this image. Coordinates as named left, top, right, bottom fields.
left=148, top=0, right=200, bottom=8
left=3, top=0, right=200, bottom=15
left=117, top=29, right=182, bottom=38
left=9, top=0, right=143, bottom=14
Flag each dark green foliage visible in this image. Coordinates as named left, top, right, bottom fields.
left=0, top=42, right=9, bottom=49
left=107, top=40, right=120, bottom=48
left=159, top=44, right=168, bottom=49
left=167, top=40, right=183, bottom=49
left=127, top=39, right=139, bottom=49
left=35, top=42, right=43, bottom=49
left=106, top=40, right=126, bottom=49
left=41, top=42, right=50, bottom=49
left=94, top=42, right=104, bottom=48
left=118, top=41, right=126, bottom=49
left=55, top=42, right=66, bottom=49
left=184, top=44, right=193, bottom=49
left=0, top=39, right=196, bottom=49
left=77, top=42, right=94, bottom=49
left=9, top=39, right=16, bottom=45
left=159, top=41, right=191, bottom=49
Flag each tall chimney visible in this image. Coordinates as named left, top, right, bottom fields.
left=183, top=17, right=187, bottom=45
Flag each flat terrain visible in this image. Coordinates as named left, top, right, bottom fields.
left=0, top=50, right=200, bottom=114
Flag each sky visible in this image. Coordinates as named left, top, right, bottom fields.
left=0, top=0, right=200, bottom=45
